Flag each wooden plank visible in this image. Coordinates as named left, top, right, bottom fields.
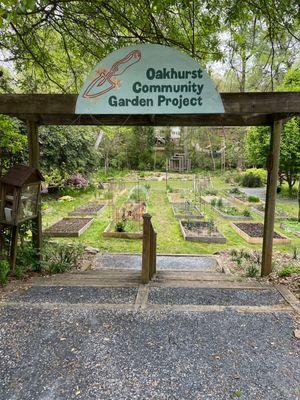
left=141, top=213, right=151, bottom=284
left=0, top=93, right=299, bottom=114
left=262, top=120, right=282, bottom=275
left=145, top=304, right=292, bottom=313
left=33, top=113, right=274, bottom=126
left=275, top=284, right=300, bottom=315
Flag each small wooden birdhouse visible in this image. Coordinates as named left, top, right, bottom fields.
left=0, top=164, right=44, bottom=226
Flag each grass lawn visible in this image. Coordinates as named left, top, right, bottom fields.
left=41, top=173, right=300, bottom=255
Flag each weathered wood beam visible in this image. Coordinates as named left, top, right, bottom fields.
left=261, top=120, right=282, bottom=276
left=16, top=113, right=274, bottom=126
left=27, top=120, right=42, bottom=265
left=0, top=92, right=299, bottom=117
left=27, top=119, right=40, bottom=168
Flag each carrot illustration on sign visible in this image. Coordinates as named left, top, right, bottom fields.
left=83, top=50, right=141, bottom=99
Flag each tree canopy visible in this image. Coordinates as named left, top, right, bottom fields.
left=0, top=0, right=299, bottom=92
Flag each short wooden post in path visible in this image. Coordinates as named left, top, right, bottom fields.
left=261, top=119, right=282, bottom=276
left=142, top=213, right=152, bottom=284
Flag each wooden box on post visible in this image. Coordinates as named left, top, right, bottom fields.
left=0, top=164, right=44, bottom=271
left=0, top=164, right=44, bottom=226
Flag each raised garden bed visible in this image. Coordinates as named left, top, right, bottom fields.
left=180, top=220, right=227, bottom=244
left=44, top=217, right=94, bottom=237
left=231, top=222, right=291, bottom=244
left=200, top=195, right=222, bottom=205
left=68, top=202, right=105, bottom=216
left=167, top=192, right=185, bottom=204
left=227, top=189, right=261, bottom=205
left=211, top=200, right=252, bottom=220
left=172, top=202, right=204, bottom=219
left=280, top=218, right=300, bottom=237
left=102, top=219, right=143, bottom=239
left=252, top=204, right=289, bottom=219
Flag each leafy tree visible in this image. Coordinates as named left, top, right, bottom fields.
left=245, top=119, right=300, bottom=193
left=0, top=115, right=27, bottom=175
left=1, top=0, right=299, bottom=92
left=98, top=127, right=131, bottom=174
left=39, top=125, right=99, bottom=184
left=126, top=127, right=155, bottom=170
left=245, top=126, right=270, bottom=168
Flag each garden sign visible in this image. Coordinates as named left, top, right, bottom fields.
left=76, top=44, right=224, bottom=114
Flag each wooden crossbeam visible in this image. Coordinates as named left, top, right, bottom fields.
left=0, top=92, right=298, bottom=126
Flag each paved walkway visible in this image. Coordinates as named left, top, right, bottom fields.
left=0, top=258, right=299, bottom=400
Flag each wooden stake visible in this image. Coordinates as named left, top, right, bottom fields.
left=142, top=213, right=151, bottom=284
left=261, top=120, right=282, bottom=276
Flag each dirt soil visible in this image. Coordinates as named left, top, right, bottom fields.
left=44, top=217, right=93, bottom=236
left=234, top=222, right=283, bottom=238
left=218, top=249, right=300, bottom=300
left=181, top=221, right=221, bottom=238
left=69, top=202, right=105, bottom=215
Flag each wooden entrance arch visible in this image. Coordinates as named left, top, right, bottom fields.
left=0, top=91, right=299, bottom=275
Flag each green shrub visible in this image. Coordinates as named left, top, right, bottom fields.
left=223, top=171, right=239, bottom=184
left=211, top=198, right=216, bottom=207
left=243, top=209, right=251, bottom=217
left=41, top=242, right=84, bottom=275
left=207, top=218, right=215, bottom=235
left=217, top=198, right=223, bottom=208
left=241, top=173, right=262, bottom=188
left=245, top=168, right=267, bottom=184
left=278, top=263, right=300, bottom=277
left=16, top=243, right=40, bottom=272
left=240, top=249, right=251, bottom=260
left=145, top=183, right=150, bottom=190
left=0, top=259, right=9, bottom=286
left=246, top=263, right=259, bottom=277
left=207, top=189, right=218, bottom=196
left=222, top=206, right=240, bottom=216
left=230, top=249, right=238, bottom=258
left=241, top=168, right=267, bottom=188
left=115, top=220, right=126, bottom=232
left=229, top=187, right=241, bottom=194
left=247, top=195, right=260, bottom=203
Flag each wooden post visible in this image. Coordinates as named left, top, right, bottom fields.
left=152, top=231, right=157, bottom=275
left=142, top=213, right=151, bottom=284
left=27, top=119, right=42, bottom=265
left=9, top=226, right=18, bottom=272
left=261, top=120, right=282, bottom=276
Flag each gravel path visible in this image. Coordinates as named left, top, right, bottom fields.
left=7, top=286, right=138, bottom=304
left=95, top=254, right=218, bottom=271
left=148, top=287, right=285, bottom=306
left=0, top=307, right=299, bottom=400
